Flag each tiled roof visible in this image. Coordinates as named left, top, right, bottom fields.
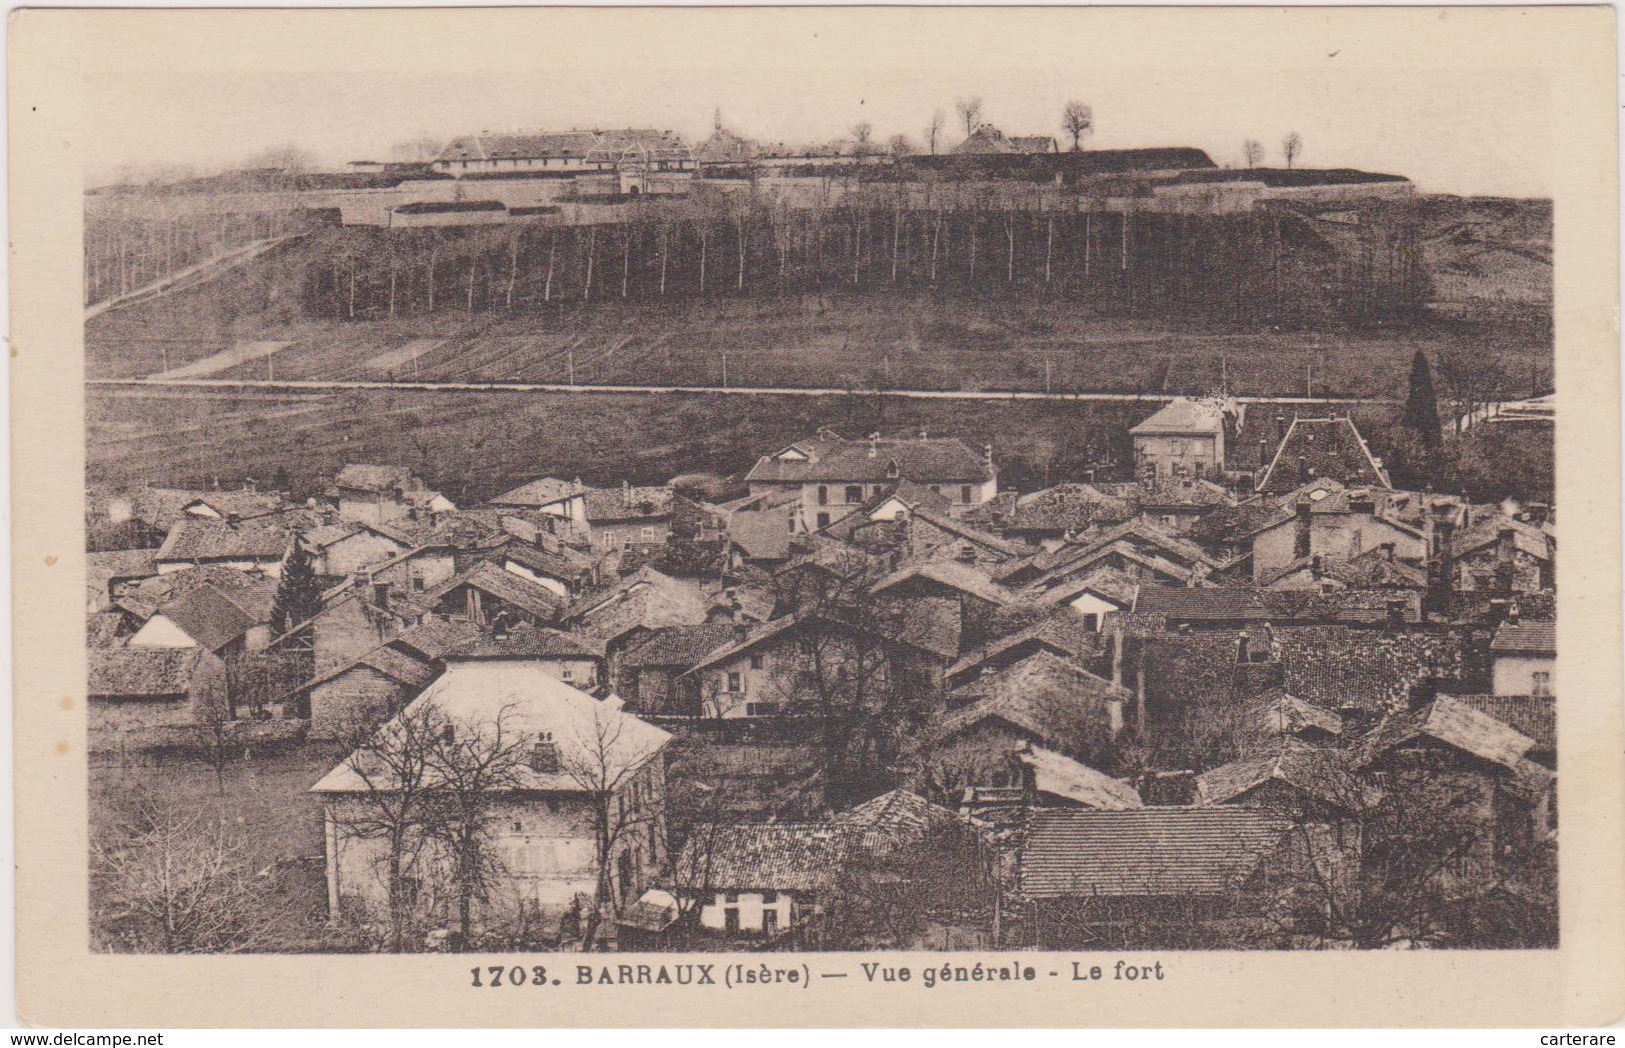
left=1256, top=417, right=1391, bottom=494
left=150, top=584, right=262, bottom=652
left=1260, top=588, right=1424, bottom=626
left=744, top=435, right=992, bottom=485
left=86, top=549, right=159, bottom=585
left=940, top=650, right=1126, bottom=753
left=581, top=485, right=674, bottom=524
left=1490, top=621, right=1556, bottom=656
left=979, top=483, right=1136, bottom=533
left=128, top=488, right=293, bottom=529
left=620, top=624, right=739, bottom=670
left=156, top=519, right=291, bottom=563
left=1017, top=746, right=1142, bottom=810
left=499, top=540, right=597, bottom=582
left=444, top=622, right=606, bottom=661
left=1022, top=566, right=1138, bottom=610
left=88, top=647, right=204, bottom=699
left=727, top=509, right=794, bottom=562
left=1456, top=694, right=1555, bottom=750
left=1195, top=742, right=1368, bottom=812
left=424, top=562, right=565, bottom=622
left=119, top=565, right=278, bottom=624
left=389, top=618, right=485, bottom=661
left=1243, top=689, right=1344, bottom=742
left=947, top=609, right=1099, bottom=680
left=1132, top=585, right=1269, bottom=622
left=1453, top=517, right=1552, bottom=561
left=1358, top=695, right=1535, bottom=772
left=1129, top=398, right=1227, bottom=436
left=677, top=824, right=847, bottom=893
left=489, top=477, right=581, bottom=508
left=832, top=788, right=968, bottom=841
left=869, top=559, right=1011, bottom=606
left=1129, top=477, right=1236, bottom=510
left=564, top=567, right=709, bottom=642
left=904, top=507, right=1027, bottom=558
left=1019, top=807, right=1291, bottom=898
left=312, top=665, right=670, bottom=794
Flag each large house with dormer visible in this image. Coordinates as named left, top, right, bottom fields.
left=745, top=430, right=998, bottom=534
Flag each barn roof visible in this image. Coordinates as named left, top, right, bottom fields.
left=311, top=664, right=669, bottom=794
left=1017, top=745, right=1142, bottom=811
left=1019, top=807, right=1291, bottom=898
left=744, top=435, right=992, bottom=486
left=1490, top=621, right=1557, bottom=656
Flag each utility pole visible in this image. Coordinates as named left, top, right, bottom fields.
left=722, top=352, right=729, bottom=388
left=1305, top=361, right=1313, bottom=399
left=1045, top=357, right=1052, bottom=394
left=568, top=349, right=575, bottom=386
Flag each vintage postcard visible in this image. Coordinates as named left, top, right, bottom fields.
left=10, top=5, right=1623, bottom=1028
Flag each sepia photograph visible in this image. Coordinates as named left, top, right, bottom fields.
left=11, top=3, right=1623, bottom=1029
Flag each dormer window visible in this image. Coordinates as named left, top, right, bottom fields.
left=530, top=732, right=558, bottom=773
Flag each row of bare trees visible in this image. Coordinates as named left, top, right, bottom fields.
left=301, top=197, right=1416, bottom=326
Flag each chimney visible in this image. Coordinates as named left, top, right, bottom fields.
left=1385, top=598, right=1407, bottom=629
left=984, top=443, right=995, bottom=469
left=1275, top=413, right=1289, bottom=442
left=1235, top=630, right=1250, bottom=665
left=1506, top=602, right=1521, bottom=626
left=869, top=432, right=879, bottom=458
left=1310, top=553, right=1323, bottom=577
left=1294, top=500, right=1312, bottom=559
left=492, top=611, right=512, bottom=641
left=1526, top=502, right=1549, bottom=526
left=622, top=479, right=632, bottom=508
left=733, top=623, right=749, bottom=644
left=1380, top=541, right=1395, bottom=563
left=918, top=427, right=928, bottom=439
left=1296, top=455, right=1309, bottom=485
left=1496, top=525, right=1517, bottom=593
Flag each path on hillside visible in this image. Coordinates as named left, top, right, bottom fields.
left=85, top=236, right=300, bottom=321
left=87, top=375, right=1398, bottom=406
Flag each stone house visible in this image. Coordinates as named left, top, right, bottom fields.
left=1489, top=620, right=1555, bottom=697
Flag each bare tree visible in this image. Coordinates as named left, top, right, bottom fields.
left=1062, top=101, right=1094, bottom=152
left=956, top=96, right=984, bottom=136
left=419, top=704, right=531, bottom=949
left=925, top=109, right=947, bottom=155
left=93, top=798, right=294, bottom=953
left=1243, top=139, right=1265, bottom=168
left=560, top=701, right=668, bottom=948
left=1281, top=131, right=1304, bottom=169
left=887, top=133, right=916, bottom=159
left=328, top=701, right=449, bottom=951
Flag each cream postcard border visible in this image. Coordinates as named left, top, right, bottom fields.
left=10, top=6, right=1622, bottom=1028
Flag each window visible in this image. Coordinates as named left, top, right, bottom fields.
left=724, top=907, right=741, bottom=934
left=817, top=486, right=829, bottom=506
left=1168, top=439, right=1186, bottom=455
left=750, top=653, right=764, bottom=670
left=746, top=701, right=781, bottom=717
left=845, top=485, right=864, bottom=505
left=762, top=891, right=778, bottom=904
left=727, top=671, right=743, bottom=693
left=762, top=909, right=779, bottom=936
left=641, top=527, right=655, bottom=541
left=816, top=512, right=830, bottom=530
left=960, top=485, right=973, bottom=504
left=725, top=891, right=739, bottom=904
left=561, top=666, right=574, bottom=681
left=1532, top=671, right=1552, bottom=697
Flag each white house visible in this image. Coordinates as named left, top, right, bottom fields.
left=1490, top=620, right=1556, bottom=697
left=310, top=662, right=671, bottom=928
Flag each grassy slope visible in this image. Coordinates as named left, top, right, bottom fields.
left=85, top=196, right=1551, bottom=400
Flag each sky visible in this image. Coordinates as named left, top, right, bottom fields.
left=80, top=8, right=1556, bottom=197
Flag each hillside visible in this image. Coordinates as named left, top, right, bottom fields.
left=85, top=195, right=1549, bottom=400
